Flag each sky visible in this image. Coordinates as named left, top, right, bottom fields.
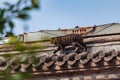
left=3, top=0, right=120, bottom=35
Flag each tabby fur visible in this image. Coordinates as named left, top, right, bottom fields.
left=51, top=34, right=87, bottom=54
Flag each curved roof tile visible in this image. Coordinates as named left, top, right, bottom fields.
left=0, top=49, right=120, bottom=73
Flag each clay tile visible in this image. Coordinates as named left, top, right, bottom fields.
left=52, top=55, right=58, bottom=62
left=57, top=55, right=64, bottom=62
left=45, top=57, right=52, bottom=63
left=93, top=51, right=101, bottom=58
left=0, top=65, right=8, bottom=71
left=21, top=64, right=30, bottom=69
left=80, top=58, right=90, bottom=64
left=118, top=51, right=120, bottom=55
left=27, top=56, right=38, bottom=64
left=117, top=51, right=120, bottom=60
left=92, top=57, right=102, bottom=63
left=0, top=60, right=6, bottom=67
left=44, top=62, right=54, bottom=67
left=20, top=67, right=26, bottom=72
left=79, top=52, right=90, bottom=65
left=34, top=63, right=43, bottom=71
left=104, top=57, right=113, bottom=62
left=0, top=57, right=8, bottom=71
left=111, top=49, right=118, bottom=57
left=68, top=53, right=76, bottom=61
left=75, top=54, right=81, bottom=60
left=44, top=56, right=54, bottom=67
left=80, top=52, right=88, bottom=60
left=104, top=50, right=113, bottom=57
left=92, top=51, right=103, bottom=63
left=87, top=53, right=93, bottom=59
left=31, top=56, right=42, bottom=68
left=68, top=53, right=77, bottom=66
left=68, top=60, right=77, bottom=66
left=7, top=58, right=16, bottom=66
left=55, top=55, right=67, bottom=66
left=63, top=55, right=69, bottom=61
left=13, top=65, right=21, bottom=72
left=104, top=50, right=114, bottom=62
left=25, top=64, right=33, bottom=72
left=98, top=50, right=105, bottom=58
left=0, top=57, right=6, bottom=66
left=11, top=60, right=18, bottom=67
left=40, top=56, right=47, bottom=64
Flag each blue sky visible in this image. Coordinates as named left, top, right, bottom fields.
left=6, top=0, right=120, bottom=34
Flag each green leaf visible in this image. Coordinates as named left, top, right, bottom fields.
left=13, top=73, right=22, bottom=80
left=5, top=32, right=14, bottom=36
left=9, top=5, right=14, bottom=10
left=17, top=13, right=30, bottom=20
left=0, top=9, right=5, bottom=17
left=0, top=10, right=7, bottom=34
left=8, top=21, right=14, bottom=29
left=2, top=54, right=13, bottom=58
left=23, top=7, right=32, bottom=10
left=32, top=0, right=39, bottom=8
left=13, top=72, right=31, bottom=80
left=0, top=25, right=5, bottom=34
left=16, top=45, right=26, bottom=51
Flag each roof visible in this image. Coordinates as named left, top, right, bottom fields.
left=0, top=49, right=120, bottom=74
left=17, top=23, right=120, bottom=42
left=0, top=23, right=120, bottom=44
left=0, top=23, right=120, bottom=79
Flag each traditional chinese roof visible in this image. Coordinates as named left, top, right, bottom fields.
left=0, top=23, right=120, bottom=80
left=0, top=49, right=120, bottom=74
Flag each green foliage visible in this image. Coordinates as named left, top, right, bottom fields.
left=1, top=71, right=32, bottom=80
left=32, top=0, right=39, bottom=8
left=1, top=54, right=13, bottom=59
left=0, top=0, right=42, bottom=80
left=12, top=72, right=32, bottom=80
left=0, top=36, right=47, bottom=80
left=0, top=0, right=40, bottom=36
left=8, top=21, right=14, bottom=29
left=17, top=13, right=30, bottom=20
